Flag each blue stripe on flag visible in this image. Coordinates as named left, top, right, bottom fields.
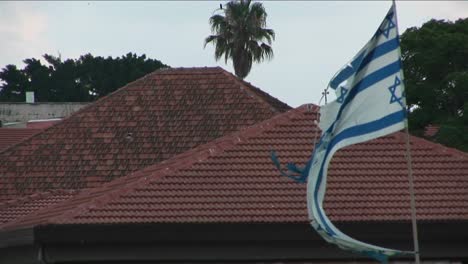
left=330, top=38, right=400, bottom=90
left=313, top=109, right=406, bottom=235
left=336, top=60, right=401, bottom=121
left=357, top=38, right=400, bottom=73
left=329, top=110, right=405, bottom=156
left=329, top=50, right=367, bottom=90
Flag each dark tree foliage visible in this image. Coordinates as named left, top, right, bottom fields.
left=205, top=0, right=275, bottom=79
left=401, top=18, right=468, bottom=152
left=0, top=53, right=169, bottom=102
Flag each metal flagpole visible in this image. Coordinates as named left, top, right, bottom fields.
left=392, top=0, right=421, bottom=263
left=403, top=94, right=421, bottom=264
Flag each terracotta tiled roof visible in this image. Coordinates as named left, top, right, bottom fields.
left=2, top=104, right=468, bottom=231
left=0, top=189, right=77, bottom=224
left=0, top=128, right=41, bottom=152
left=0, top=67, right=290, bottom=203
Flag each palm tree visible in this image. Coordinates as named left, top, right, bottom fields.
left=204, top=0, right=275, bottom=79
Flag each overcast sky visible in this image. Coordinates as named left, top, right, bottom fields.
left=1, top=1, right=467, bottom=107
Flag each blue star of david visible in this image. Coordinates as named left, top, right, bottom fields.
left=336, top=86, right=348, bottom=104
left=378, top=16, right=395, bottom=38
left=388, top=76, right=405, bottom=108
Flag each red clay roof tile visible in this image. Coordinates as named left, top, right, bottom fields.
left=0, top=128, right=42, bottom=152
left=0, top=67, right=290, bottom=202
left=2, top=104, right=468, bottom=231
left=0, top=189, right=77, bottom=225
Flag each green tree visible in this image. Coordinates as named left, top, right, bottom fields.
left=0, top=65, right=28, bottom=102
left=204, top=0, right=275, bottom=79
left=23, top=58, right=53, bottom=102
left=0, top=53, right=169, bottom=102
left=401, top=18, right=468, bottom=151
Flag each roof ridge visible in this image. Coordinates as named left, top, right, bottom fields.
left=142, top=66, right=223, bottom=76
left=219, top=69, right=291, bottom=113
left=0, top=106, right=317, bottom=230
left=239, top=79, right=292, bottom=111
left=151, top=66, right=222, bottom=71
left=394, top=131, right=468, bottom=160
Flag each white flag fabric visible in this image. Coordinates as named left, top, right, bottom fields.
left=306, top=3, right=411, bottom=262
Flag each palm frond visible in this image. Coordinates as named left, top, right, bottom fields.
left=224, top=42, right=235, bottom=63
left=214, top=44, right=225, bottom=61
left=260, top=43, right=274, bottom=61
left=204, top=0, right=274, bottom=79
left=209, top=14, right=227, bottom=32
left=247, top=40, right=262, bottom=60
left=263, top=28, right=275, bottom=42
left=204, top=35, right=219, bottom=48
left=253, top=28, right=275, bottom=44
left=248, top=2, right=267, bottom=27
left=214, top=36, right=228, bottom=60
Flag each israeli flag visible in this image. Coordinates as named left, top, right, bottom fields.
left=307, top=3, right=411, bottom=262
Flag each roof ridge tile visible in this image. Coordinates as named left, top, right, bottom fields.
left=394, top=132, right=468, bottom=160
left=219, top=69, right=291, bottom=113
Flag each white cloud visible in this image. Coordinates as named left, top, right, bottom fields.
left=0, top=2, right=50, bottom=67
